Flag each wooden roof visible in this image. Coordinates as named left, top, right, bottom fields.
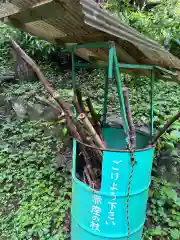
left=0, top=0, right=180, bottom=82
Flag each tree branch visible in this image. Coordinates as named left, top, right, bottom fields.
left=151, top=111, right=180, bottom=144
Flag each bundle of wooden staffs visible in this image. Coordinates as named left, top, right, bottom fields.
left=9, top=39, right=180, bottom=190
left=9, top=39, right=106, bottom=189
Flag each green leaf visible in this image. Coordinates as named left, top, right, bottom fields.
left=162, top=187, right=177, bottom=201
left=170, top=229, right=180, bottom=239
left=164, top=141, right=174, bottom=149
left=151, top=226, right=163, bottom=236
left=62, top=127, right=68, bottom=136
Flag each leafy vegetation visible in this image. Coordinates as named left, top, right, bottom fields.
left=15, top=31, right=62, bottom=61
left=0, top=24, right=17, bottom=73
left=105, top=0, right=180, bottom=57
left=145, top=178, right=180, bottom=240
left=0, top=119, right=71, bottom=240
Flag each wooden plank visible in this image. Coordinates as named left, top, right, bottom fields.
left=9, top=1, right=59, bottom=24
left=5, top=18, right=58, bottom=44
left=0, top=3, right=19, bottom=18
left=0, top=0, right=53, bottom=19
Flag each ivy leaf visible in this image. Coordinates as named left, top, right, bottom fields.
left=170, top=229, right=180, bottom=240
left=162, top=187, right=177, bottom=201
left=176, top=198, right=180, bottom=207
left=62, top=127, right=68, bottom=136
left=151, top=226, right=163, bottom=236
left=164, top=141, right=174, bottom=149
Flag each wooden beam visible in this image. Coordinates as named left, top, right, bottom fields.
left=0, top=1, right=53, bottom=20
left=154, top=65, right=178, bottom=77
left=8, top=1, right=59, bottom=24
left=5, top=18, right=57, bottom=44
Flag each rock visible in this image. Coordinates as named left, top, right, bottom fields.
left=12, top=98, right=27, bottom=119
left=26, top=103, right=60, bottom=121
left=156, top=148, right=180, bottom=183
left=26, top=103, right=44, bottom=120
left=106, top=114, right=150, bottom=134
left=0, top=93, right=61, bottom=121
left=0, top=94, right=11, bottom=109
left=14, top=58, right=37, bottom=82
left=0, top=95, right=15, bottom=121
left=43, top=125, right=63, bottom=140
left=0, top=94, right=6, bottom=107
left=55, top=150, right=72, bottom=172
left=55, top=153, right=67, bottom=169
left=41, top=106, right=59, bottom=121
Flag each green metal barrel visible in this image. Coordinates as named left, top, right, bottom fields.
left=71, top=127, right=155, bottom=240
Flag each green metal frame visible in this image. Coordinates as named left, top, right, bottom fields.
left=66, top=42, right=156, bottom=139
left=113, top=46, right=129, bottom=144
left=72, top=48, right=76, bottom=96
left=102, top=68, right=108, bottom=124
left=150, top=70, right=155, bottom=137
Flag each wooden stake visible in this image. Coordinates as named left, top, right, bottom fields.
left=72, top=100, right=82, bottom=114
left=86, top=97, right=99, bottom=120
left=78, top=113, right=105, bottom=149
left=86, top=97, right=103, bottom=140
left=76, top=89, right=85, bottom=113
